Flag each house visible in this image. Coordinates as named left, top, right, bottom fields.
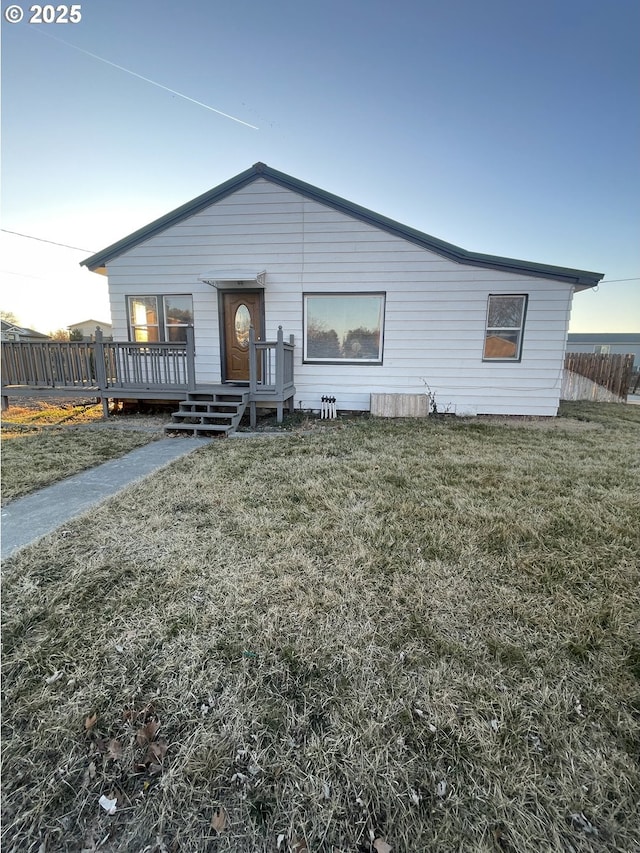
left=567, top=333, right=640, bottom=366
left=80, top=162, right=604, bottom=419
left=1, top=321, right=50, bottom=342
left=67, top=319, right=113, bottom=341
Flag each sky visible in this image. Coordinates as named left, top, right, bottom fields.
left=1, top=0, right=639, bottom=335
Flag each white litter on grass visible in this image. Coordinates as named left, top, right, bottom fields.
left=45, top=670, right=63, bottom=685
left=570, top=812, right=598, bottom=835
left=98, top=795, right=117, bottom=815
left=436, top=779, right=447, bottom=798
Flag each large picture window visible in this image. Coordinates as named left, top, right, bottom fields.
left=128, top=295, right=193, bottom=343
left=483, top=295, right=527, bottom=360
left=304, top=293, right=385, bottom=363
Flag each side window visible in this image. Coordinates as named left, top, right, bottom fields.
left=128, top=296, right=193, bottom=342
left=164, top=296, right=194, bottom=342
left=129, top=296, right=160, bottom=342
left=483, top=295, right=527, bottom=361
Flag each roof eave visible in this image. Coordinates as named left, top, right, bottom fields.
left=81, top=162, right=605, bottom=287
left=80, top=165, right=260, bottom=271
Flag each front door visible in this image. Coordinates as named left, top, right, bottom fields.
left=221, top=290, right=264, bottom=382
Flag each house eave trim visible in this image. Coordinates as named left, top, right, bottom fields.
left=80, top=162, right=605, bottom=288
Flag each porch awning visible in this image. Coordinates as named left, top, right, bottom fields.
left=199, top=269, right=266, bottom=287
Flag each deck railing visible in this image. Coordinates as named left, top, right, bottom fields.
left=248, top=326, right=295, bottom=396
left=1, top=340, right=98, bottom=388
left=2, top=326, right=295, bottom=421
left=102, top=339, right=195, bottom=391
left=1, top=327, right=197, bottom=395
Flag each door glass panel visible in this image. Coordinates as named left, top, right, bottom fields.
left=234, top=304, right=251, bottom=348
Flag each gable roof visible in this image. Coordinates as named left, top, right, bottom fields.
left=81, top=162, right=604, bottom=288
left=1, top=320, right=50, bottom=340
left=68, top=319, right=112, bottom=328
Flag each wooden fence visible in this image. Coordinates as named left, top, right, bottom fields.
left=562, top=352, right=635, bottom=402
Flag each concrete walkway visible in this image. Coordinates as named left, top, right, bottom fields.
left=1, top=437, right=209, bottom=562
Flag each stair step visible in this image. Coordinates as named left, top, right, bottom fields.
left=171, top=411, right=235, bottom=419
left=165, top=390, right=249, bottom=437
left=176, top=403, right=243, bottom=414
left=185, top=393, right=248, bottom=403
left=165, top=423, right=231, bottom=436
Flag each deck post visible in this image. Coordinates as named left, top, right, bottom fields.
left=275, top=326, right=285, bottom=423
left=249, top=327, right=257, bottom=427
left=93, top=328, right=110, bottom=417
left=185, top=326, right=196, bottom=392
left=248, top=327, right=257, bottom=395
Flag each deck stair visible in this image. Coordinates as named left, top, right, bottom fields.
left=165, top=390, right=249, bottom=437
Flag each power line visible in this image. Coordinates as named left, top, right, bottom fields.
left=1, top=229, right=94, bottom=252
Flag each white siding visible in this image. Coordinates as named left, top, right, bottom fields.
left=106, top=179, right=576, bottom=416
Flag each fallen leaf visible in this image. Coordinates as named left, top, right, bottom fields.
left=98, top=794, right=117, bottom=815
left=373, top=839, right=392, bottom=853
left=85, top=713, right=98, bottom=731
left=148, top=763, right=163, bottom=776
left=211, top=806, right=228, bottom=833
left=144, top=740, right=168, bottom=764
left=107, top=739, right=123, bottom=760
left=136, top=718, right=160, bottom=747
left=291, top=838, right=308, bottom=853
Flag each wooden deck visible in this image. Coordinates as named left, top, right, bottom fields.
left=1, top=327, right=295, bottom=423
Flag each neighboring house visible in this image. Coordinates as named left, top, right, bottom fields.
left=1, top=321, right=50, bottom=342
left=67, top=319, right=113, bottom=341
left=567, top=333, right=640, bottom=366
left=81, top=163, right=604, bottom=416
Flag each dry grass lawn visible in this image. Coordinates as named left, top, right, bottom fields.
left=1, top=401, right=164, bottom=504
left=1, top=403, right=639, bottom=852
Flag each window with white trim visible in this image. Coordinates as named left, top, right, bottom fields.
left=483, top=295, right=527, bottom=361
left=128, top=296, right=193, bottom=343
left=303, top=293, right=385, bottom=363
